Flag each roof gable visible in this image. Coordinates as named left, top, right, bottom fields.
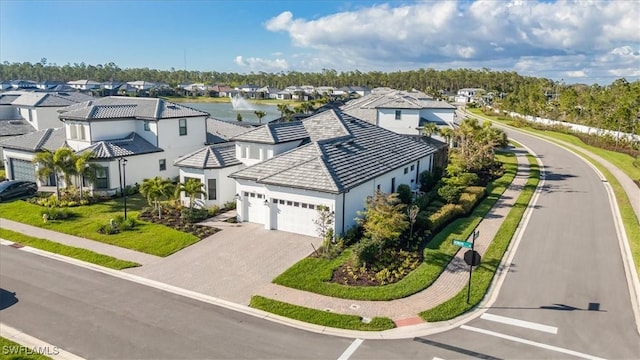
left=0, top=127, right=66, bottom=152
left=79, top=132, right=162, bottom=159
left=59, top=97, right=208, bottom=120
left=174, top=143, right=240, bottom=169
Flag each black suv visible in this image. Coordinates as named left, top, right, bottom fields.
left=0, top=180, right=38, bottom=202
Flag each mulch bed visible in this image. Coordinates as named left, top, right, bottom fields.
left=138, top=207, right=220, bottom=239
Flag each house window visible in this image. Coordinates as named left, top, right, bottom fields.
left=257, top=194, right=263, bottom=199
left=410, top=165, right=415, bottom=171
left=308, top=204, right=315, bottom=210
left=207, top=178, right=216, bottom=200
left=302, top=203, right=308, bottom=209
left=179, top=118, right=187, bottom=136
left=404, top=167, right=408, bottom=174
left=94, top=167, right=109, bottom=189
left=272, top=198, right=278, bottom=203
left=78, top=125, right=86, bottom=140
left=377, top=184, right=381, bottom=190
left=279, top=199, right=285, bottom=205
left=144, top=121, right=150, bottom=131
left=391, top=177, right=396, bottom=193
left=286, top=201, right=292, bottom=206
left=70, top=124, right=77, bottom=139
left=159, top=159, right=166, bottom=171
left=250, top=193, right=255, bottom=198
left=243, top=192, right=249, bottom=197
left=395, top=110, right=401, bottom=120
left=294, top=202, right=299, bottom=207
left=249, top=145, right=260, bottom=159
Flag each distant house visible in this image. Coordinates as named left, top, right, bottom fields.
left=11, top=92, right=94, bottom=130
left=341, top=88, right=456, bottom=135
left=67, top=80, right=101, bottom=91
left=127, top=81, right=157, bottom=91
left=335, top=86, right=371, bottom=98
left=455, top=88, right=485, bottom=103
left=0, top=81, right=12, bottom=90
left=256, top=86, right=281, bottom=100
left=208, top=85, right=234, bottom=98
left=36, top=81, right=64, bottom=90
left=236, top=84, right=260, bottom=98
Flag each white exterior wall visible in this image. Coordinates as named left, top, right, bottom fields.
left=135, top=120, right=159, bottom=147
left=155, top=116, right=207, bottom=178
left=18, top=107, right=36, bottom=125
left=178, top=165, right=242, bottom=208
left=89, top=119, right=138, bottom=141
left=420, top=109, right=455, bottom=124
left=65, top=122, right=92, bottom=151
left=32, top=107, right=64, bottom=130
left=235, top=140, right=302, bottom=166
left=377, top=108, right=420, bottom=135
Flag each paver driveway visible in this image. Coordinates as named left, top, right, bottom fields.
left=125, top=222, right=321, bottom=304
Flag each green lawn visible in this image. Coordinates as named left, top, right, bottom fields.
left=469, top=109, right=640, bottom=276
left=421, top=154, right=540, bottom=321
left=0, top=194, right=199, bottom=257
left=272, top=152, right=519, bottom=301
left=0, top=228, right=139, bottom=270
left=249, top=296, right=395, bottom=331
left=0, top=336, right=51, bottom=359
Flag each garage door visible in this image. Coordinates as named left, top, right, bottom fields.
left=10, top=158, right=36, bottom=182
left=272, top=198, right=319, bottom=237
left=243, top=191, right=266, bottom=224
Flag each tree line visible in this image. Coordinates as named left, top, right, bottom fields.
left=1, top=60, right=638, bottom=134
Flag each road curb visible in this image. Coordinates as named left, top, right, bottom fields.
left=0, top=322, right=85, bottom=360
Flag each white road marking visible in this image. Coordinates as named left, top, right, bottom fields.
left=432, top=357, right=446, bottom=360
left=337, top=338, right=364, bottom=360
left=480, top=313, right=558, bottom=334
left=460, top=325, right=606, bottom=360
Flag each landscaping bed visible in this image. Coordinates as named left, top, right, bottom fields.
left=138, top=207, right=220, bottom=239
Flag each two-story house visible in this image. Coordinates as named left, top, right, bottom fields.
left=67, top=80, right=101, bottom=91
left=341, top=89, right=456, bottom=135
left=55, top=97, right=209, bottom=194
left=226, top=109, right=439, bottom=237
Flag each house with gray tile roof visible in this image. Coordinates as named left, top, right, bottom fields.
left=231, top=121, right=309, bottom=166
left=67, top=80, right=101, bottom=91
left=228, top=108, right=440, bottom=237
left=205, top=118, right=252, bottom=145
left=0, top=128, right=67, bottom=185
left=341, top=89, right=456, bottom=135
left=10, top=91, right=94, bottom=131
left=173, top=142, right=243, bottom=207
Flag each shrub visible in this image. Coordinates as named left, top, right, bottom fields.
left=119, top=218, right=137, bottom=231
left=352, top=237, right=379, bottom=267
left=98, top=223, right=119, bottom=235
left=414, top=211, right=431, bottom=232
left=223, top=201, right=236, bottom=210
left=207, top=205, right=221, bottom=217
left=181, top=207, right=209, bottom=223
left=396, top=184, right=412, bottom=204
left=465, top=186, right=486, bottom=196
left=40, top=207, right=73, bottom=220
left=437, top=184, right=463, bottom=203
left=419, top=168, right=443, bottom=192
left=427, top=204, right=464, bottom=231
left=444, top=172, right=480, bottom=187
left=458, top=192, right=481, bottom=214
left=343, top=225, right=363, bottom=246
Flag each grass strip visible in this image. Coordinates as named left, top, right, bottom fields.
left=0, top=336, right=52, bottom=359
left=249, top=295, right=396, bottom=331
left=0, top=228, right=140, bottom=270
left=0, top=194, right=199, bottom=257
left=273, top=152, right=518, bottom=301
left=420, top=154, right=540, bottom=321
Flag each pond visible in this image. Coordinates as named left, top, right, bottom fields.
left=184, top=102, right=281, bottom=124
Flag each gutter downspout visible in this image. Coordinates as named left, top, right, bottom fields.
left=342, top=191, right=346, bottom=235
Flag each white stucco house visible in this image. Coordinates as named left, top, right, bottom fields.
left=341, top=88, right=456, bottom=135
left=67, top=80, right=101, bottom=91
left=227, top=109, right=439, bottom=237
left=11, top=92, right=94, bottom=130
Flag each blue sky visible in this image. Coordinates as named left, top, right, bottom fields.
left=1, top=0, right=638, bottom=84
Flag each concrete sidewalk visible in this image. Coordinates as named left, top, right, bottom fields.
left=0, top=218, right=161, bottom=266
left=255, top=151, right=531, bottom=323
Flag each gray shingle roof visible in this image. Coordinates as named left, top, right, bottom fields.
left=206, top=118, right=253, bottom=144
left=59, top=96, right=209, bottom=120
left=230, top=110, right=438, bottom=194
left=174, top=143, right=240, bottom=169
left=11, top=92, right=94, bottom=107
left=79, top=132, right=163, bottom=159
left=231, top=121, right=308, bottom=144
left=0, top=94, right=21, bottom=105
left=0, top=127, right=66, bottom=152
left=302, top=109, right=351, bottom=142
left=0, top=119, right=35, bottom=136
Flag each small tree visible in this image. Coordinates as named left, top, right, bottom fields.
left=175, top=178, right=206, bottom=209
left=140, top=176, right=173, bottom=218
left=407, top=204, right=419, bottom=241
left=438, top=184, right=463, bottom=204
left=419, top=122, right=438, bottom=138
left=254, top=110, right=266, bottom=124
left=313, top=205, right=335, bottom=255
left=356, top=191, right=409, bottom=261
left=75, top=152, right=100, bottom=199
left=236, top=113, right=243, bottom=122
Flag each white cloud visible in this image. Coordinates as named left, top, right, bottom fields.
left=234, top=55, right=289, bottom=72
left=565, top=70, right=587, bottom=78
left=264, top=0, right=640, bottom=83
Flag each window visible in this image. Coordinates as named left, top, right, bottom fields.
left=243, top=192, right=249, bottom=197
left=78, top=125, right=85, bottom=140
left=70, top=125, right=77, bottom=139
left=294, top=202, right=299, bottom=207
left=250, top=193, right=255, bottom=198
left=391, top=177, right=396, bottom=193
left=377, top=184, right=381, bottom=190
left=179, top=118, right=187, bottom=136
left=395, top=110, right=401, bottom=120
left=144, top=121, right=150, bottom=131
left=272, top=198, right=278, bottom=203
left=249, top=145, right=260, bottom=159
left=94, top=167, right=108, bottom=189
left=302, top=203, right=308, bottom=209
left=286, top=201, right=292, bottom=206
left=308, top=204, right=315, bottom=210
left=279, top=199, right=285, bottom=205
left=159, top=159, right=166, bottom=171
left=257, top=194, right=263, bottom=199
left=404, top=167, right=408, bottom=174
left=207, top=179, right=216, bottom=200
left=410, top=165, right=415, bottom=171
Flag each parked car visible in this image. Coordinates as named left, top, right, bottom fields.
left=0, top=180, right=38, bottom=202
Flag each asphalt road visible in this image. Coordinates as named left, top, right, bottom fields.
left=1, top=123, right=639, bottom=359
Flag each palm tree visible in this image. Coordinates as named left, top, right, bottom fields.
left=276, top=103, right=289, bottom=120
left=419, top=122, right=438, bottom=138
left=174, top=178, right=206, bottom=209
left=439, top=127, right=455, bottom=146
left=75, top=152, right=101, bottom=199
left=33, top=147, right=76, bottom=199
left=254, top=110, right=266, bottom=124
left=140, top=176, right=173, bottom=218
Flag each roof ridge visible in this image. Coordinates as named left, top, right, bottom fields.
left=154, top=99, right=162, bottom=119
left=207, top=146, right=223, bottom=167
left=33, top=128, right=52, bottom=150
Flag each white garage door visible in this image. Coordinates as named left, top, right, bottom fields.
left=272, top=198, right=319, bottom=237
left=244, top=191, right=266, bottom=224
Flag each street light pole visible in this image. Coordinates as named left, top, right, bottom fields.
left=121, top=157, right=128, bottom=220
left=117, top=158, right=123, bottom=195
